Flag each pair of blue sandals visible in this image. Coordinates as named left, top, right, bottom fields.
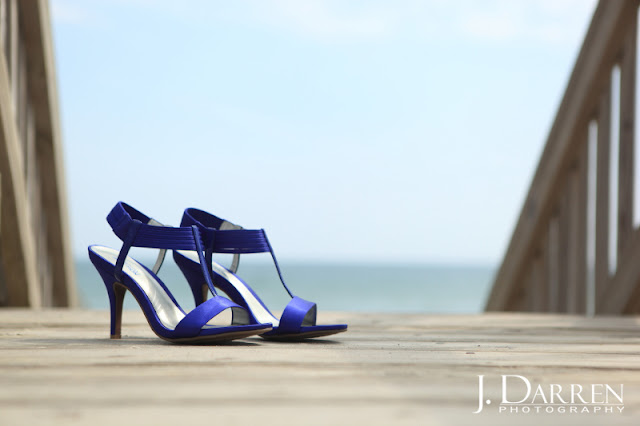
left=88, top=202, right=347, bottom=343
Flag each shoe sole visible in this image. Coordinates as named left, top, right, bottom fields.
left=159, top=327, right=272, bottom=344
left=261, top=327, right=347, bottom=341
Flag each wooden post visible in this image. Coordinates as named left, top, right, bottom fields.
left=548, top=216, right=560, bottom=312
left=595, top=84, right=611, bottom=312
left=531, top=253, right=545, bottom=312
left=522, top=265, right=534, bottom=312
left=566, top=164, right=580, bottom=313
left=617, top=15, right=636, bottom=259
left=570, top=139, right=589, bottom=314
left=558, top=188, right=570, bottom=311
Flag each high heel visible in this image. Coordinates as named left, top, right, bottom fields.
left=97, top=266, right=126, bottom=338
left=88, top=202, right=272, bottom=343
left=173, top=208, right=347, bottom=340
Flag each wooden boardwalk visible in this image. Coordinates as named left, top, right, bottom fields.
left=0, top=310, right=638, bottom=425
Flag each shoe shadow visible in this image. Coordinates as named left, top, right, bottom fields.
left=20, top=338, right=261, bottom=347
left=248, top=337, right=344, bottom=345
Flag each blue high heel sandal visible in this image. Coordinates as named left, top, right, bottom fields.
left=88, top=202, right=272, bottom=343
left=172, top=208, right=348, bottom=340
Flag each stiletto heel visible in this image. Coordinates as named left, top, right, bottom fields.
left=173, top=208, right=347, bottom=340
left=89, top=202, right=272, bottom=343
left=199, top=284, right=208, bottom=306
left=95, top=267, right=125, bottom=338
left=110, top=283, right=126, bottom=339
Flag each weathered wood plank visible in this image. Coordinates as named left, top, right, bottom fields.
left=0, top=310, right=638, bottom=426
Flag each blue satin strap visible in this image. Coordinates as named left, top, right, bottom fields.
left=182, top=207, right=296, bottom=298
left=108, top=202, right=201, bottom=250
left=278, top=296, right=317, bottom=334
left=182, top=209, right=263, bottom=254
left=113, top=218, right=142, bottom=282
left=107, top=202, right=214, bottom=290
left=207, top=229, right=270, bottom=254
left=174, top=297, right=240, bottom=337
left=182, top=208, right=242, bottom=272
left=182, top=208, right=227, bottom=230
left=107, top=201, right=150, bottom=235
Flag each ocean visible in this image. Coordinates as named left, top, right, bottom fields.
left=76, top=254, right=495, bottom=314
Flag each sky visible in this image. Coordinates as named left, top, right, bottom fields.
left=50, top=0, right=598, bottom=265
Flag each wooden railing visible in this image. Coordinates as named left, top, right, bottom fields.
left=486, top=0, right=640, bottom=315
left=0, top=0, right=75, bottom=307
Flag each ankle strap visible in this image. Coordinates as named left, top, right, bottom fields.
left=107, top=203, right=215, bottom=293
left=108, top=202, right=202, bottom=250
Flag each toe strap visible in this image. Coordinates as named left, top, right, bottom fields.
left=175, top=297, right=245, bottom=337
left=278, top=296, right=317, bottom=334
